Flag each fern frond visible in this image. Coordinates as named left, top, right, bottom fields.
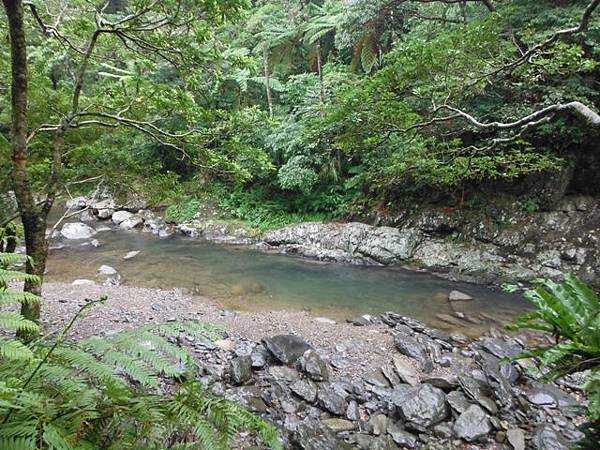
left=0, top=337, right=34, bottom=361
left=0, top=437, right=36, bottom=450
left=0, top=312, right=39, bottom=333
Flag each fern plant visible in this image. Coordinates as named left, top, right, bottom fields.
left=510, top=275, right=600, bottom=421
left=0, top=250, right=282, bottom=450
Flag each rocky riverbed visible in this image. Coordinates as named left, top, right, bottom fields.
left=42, top=282, right=590, bottom=450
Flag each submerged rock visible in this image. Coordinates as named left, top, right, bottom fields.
left=448, top=290, right=473, bottom=302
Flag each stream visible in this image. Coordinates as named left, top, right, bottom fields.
left=45, top=221, right=530, bottom=335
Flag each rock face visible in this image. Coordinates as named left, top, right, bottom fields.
left=61, top=223, right=97, bottom=240
left=262, top=335, right=311, bottom=365
left=262, top=196, right=600, bottom=285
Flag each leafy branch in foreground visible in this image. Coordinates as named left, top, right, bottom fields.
left=0, top=250, right=282, bottom=450
left=509, top=275, right=600, bottom=422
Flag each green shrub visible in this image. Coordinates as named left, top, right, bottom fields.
left=510, top=275, right=600, bottom=423
left=165, top=198, right=202, bottom=223
left=0, top=251, right=282, bottom=450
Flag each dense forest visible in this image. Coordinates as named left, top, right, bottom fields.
left=2, top=0, right=599, bottom=228
left=1, top=1, right=600, bottom=449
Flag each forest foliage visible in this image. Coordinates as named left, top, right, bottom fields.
left=1, top=0, right=599, bottom=226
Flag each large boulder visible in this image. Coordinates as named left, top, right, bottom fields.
left=119, top=215, right=143, bottom=230
left=91, top=198, right=115, bottom=219
left=65, top=196, right=87, bottom=210
left=61, top=223, right=97, bottom=240
left=453, top=404, right=491, bottom=442
left=112, top=210, right=133, bottom=225
left=393, top=384, right=448, bottom=431
left=262, top=335, right=311, bottom=365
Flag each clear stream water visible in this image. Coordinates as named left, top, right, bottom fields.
left=46, top=223, right=530, bottom=335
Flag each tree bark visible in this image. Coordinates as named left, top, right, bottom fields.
left=263, top=43, right=273, bottom=118
left=3, top=0, right=45, bottom=334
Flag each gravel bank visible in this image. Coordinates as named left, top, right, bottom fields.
left=42, top=282, right=397, bottom=381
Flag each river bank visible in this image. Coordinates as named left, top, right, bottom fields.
left=59, top=192, right=600, bottom=287
left=42, top=281, right=589, bottom=450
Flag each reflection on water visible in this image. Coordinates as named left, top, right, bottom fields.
left=46, top=224, right=530, bottom=335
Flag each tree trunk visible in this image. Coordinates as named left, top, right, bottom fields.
left=316, top=42, right=324, bottom=104
left=3, top=0, right=45, bottom=334
left=263, top=43, right=273, bottom=118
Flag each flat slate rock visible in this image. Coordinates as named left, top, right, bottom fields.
left=262, top=334, right=311, bottom=365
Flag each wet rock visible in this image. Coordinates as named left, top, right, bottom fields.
left=90, top=239, right=101, bottom=247
left=531, top=424, right=570, bottom=450
left=262, top=335, right=311, bottom=365
left=321, top=418, right=355, bottom=432
left=299, top=349, right=329, bottom=381
left=124, top=250, right=140, bottom=260
left=448, top=290, right=473, bottom=302
left=395, top=384, right=448, bottom=431
left=97, top=265, right=118, bottom=276
left=507, top=428, right=526, bottom=450
left=318, top=384, right=348, bottom=416
left=61, top=222, right=97, bottom=239
left=453, top=405, right=491, bottom=442
left=229, top=356, right=252, bottom=385
left=387, top=421, right=417, bottom=448
left=290, top=379, right=318, bottom=403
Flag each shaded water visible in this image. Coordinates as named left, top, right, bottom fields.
left=46, top=223, right=530, bottom=335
